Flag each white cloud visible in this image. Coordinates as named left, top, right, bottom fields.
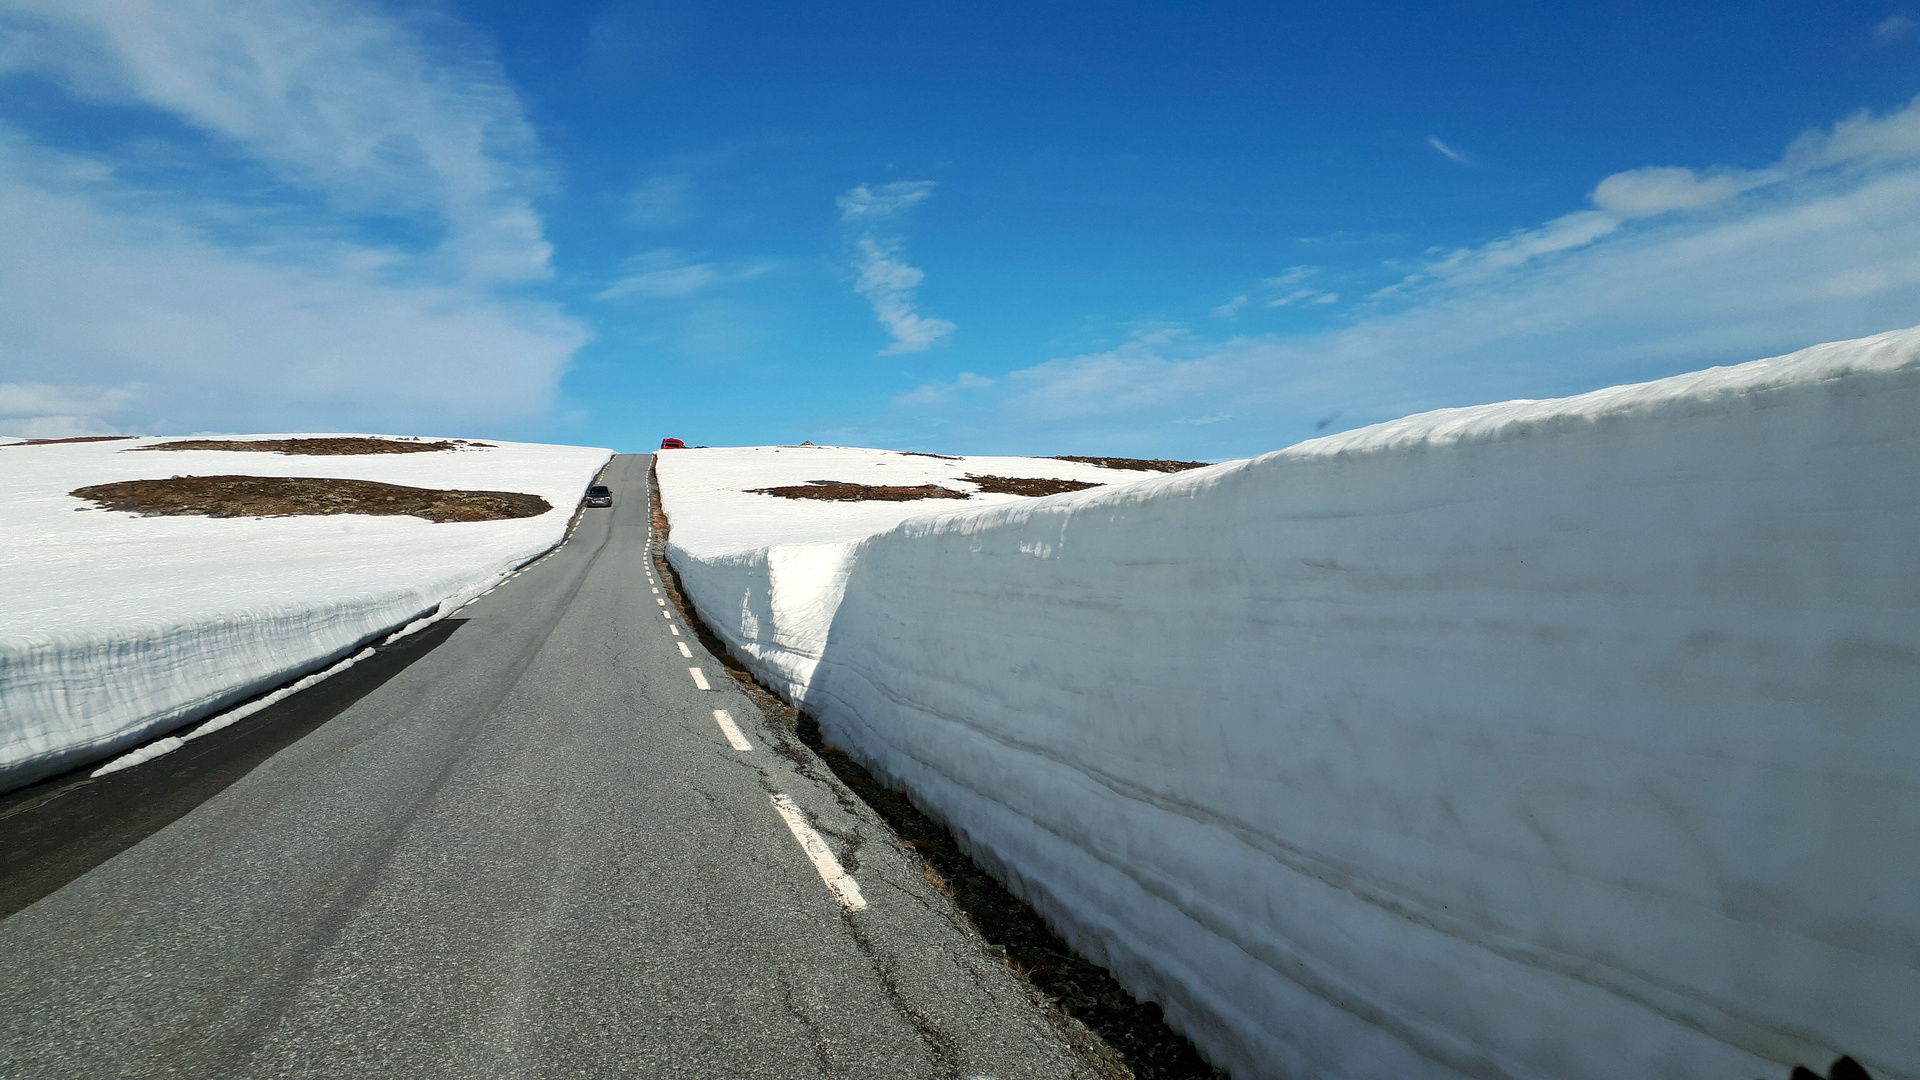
left=1381, top=94, right=1920, bottom=298
left=1874, top=14, right=1914, bottom=45
left=1267, top=288, right=1323, bottom=308
left=595, top=249, right=771, bottom=300
left=837, top=180, right=936, bottom=221
left=1428, top=136, right=1474, bottom=165
left=0, top=0, right=588, bottom=437
left=0, top=382, right=139, bottom=438
left=0, top=0, right=554, bottom=284
left=891, top=371, right=994, bottom=408
left=1787, top=97, right=1920, bottom=167
left=1590, top=166, right=1762, bottom=217
left=1216, top=266, right=1338, bottom=313
left=0, top=381, right=136, bottom=417
left=925, top=96, right=1920, bottom=454
left=840, top=182, right=954, bottom=354
left=0, top=140, right=586, bottom=435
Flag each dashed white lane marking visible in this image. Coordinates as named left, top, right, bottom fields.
left=770, top=794, right=866, bottom=911
left=677, top=641, right=693, bottom=658
left=712, top=709, right=753, bottom=752
left=662, top=611, right=672, bottom=619
left=688, top=667, right=711, bottom=691
left=669, top=625, right=680, bottom=636
left=656, top=598, right=666, bottom=606
left=651, top=587, right=660, bottom=594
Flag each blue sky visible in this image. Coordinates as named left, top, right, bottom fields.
left=2, top=1, right=1918, bottom=457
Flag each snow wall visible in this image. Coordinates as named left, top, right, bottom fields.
left=1, top=447, right=611, bottom=792
left=663, top=327, right=1920, bottom=1080
left=7, top=582, right=436, bottom=791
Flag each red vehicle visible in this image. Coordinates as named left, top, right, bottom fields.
left=659, top=438, right=686, bottom=449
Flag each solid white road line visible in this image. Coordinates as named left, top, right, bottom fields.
left=677, top=641, right=693, bottom=658
left=712, top=709, right=753, bottom=752
left=689, top=667, right=711, bottom=691
left=770, top=794, right=866, bottom=911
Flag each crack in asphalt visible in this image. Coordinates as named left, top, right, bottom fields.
left=841, top=911, right=965, bottom=1080
left=777, top=974, right=838, bottom=1078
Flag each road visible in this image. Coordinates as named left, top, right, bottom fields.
left=0, top=454, right=1104, bottom=1079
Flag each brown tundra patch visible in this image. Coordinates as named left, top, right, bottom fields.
left=71, top=475, right=550, bottom=523
left=745, top=481, right=972, bottom=502
left=130, top=437, right=488, bottom=456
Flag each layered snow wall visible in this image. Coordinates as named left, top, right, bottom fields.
left=1, top=436, right=610, bottom=791
left=659, top=327, right=1920, bottom=1080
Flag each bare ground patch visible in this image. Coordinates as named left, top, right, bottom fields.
left=746, top=481, right=973, bottom=502
left=963, top=474, right=1103, bottom=497
left=131, top=437, right=490, bottom=455
left=4, top=436, right=136, bottom=447
left=1051, top=456, right=1209, bottom=473
left=71, top=475, right=550, bottom=523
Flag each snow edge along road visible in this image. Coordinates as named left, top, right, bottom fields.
left=1, top=443, right=613, bottom=792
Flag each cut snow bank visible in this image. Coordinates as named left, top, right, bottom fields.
left=657, top=327, right=1920, bottom=1080
left=1, top=436, right=610, bottom=791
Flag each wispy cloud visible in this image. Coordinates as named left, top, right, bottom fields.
left=1427, top=136, right=1474, bottom=165
left=884, top=96, right=1920, bottom=456
left=0, top=0, right=554, bottom=283
left=1377, top=95, right=1920, bottom=300
left=1214, top=265, right=1338, bottom=315
left=837, top=180, right=936, bottom=221
left=891, top=371, right=993, bottom=407
left=0, top=0, right=586, bottom=436
left=1874, top=14, right=1914, bottom=45
left=838, top=181, right=954, bottom=354
left=596, top=248, right=772, bottom=300
left=626, top=148, right=737, bottom=229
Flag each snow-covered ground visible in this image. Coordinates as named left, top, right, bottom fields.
left=654, top=448, right=1153, bottom=700
left=657, top=327, right=1920, bottom=1080
left=1, top=435, right=610, bottom=791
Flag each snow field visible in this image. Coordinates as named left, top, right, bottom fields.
left=657, top=327, right=1920, bottom=1080
left=1, top=435, right=611, bottom=791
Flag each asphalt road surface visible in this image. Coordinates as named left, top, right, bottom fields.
left=0, top=454, right=1104, bottom=1079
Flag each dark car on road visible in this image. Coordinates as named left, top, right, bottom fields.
left=585, top=484, right=613, bottom=508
